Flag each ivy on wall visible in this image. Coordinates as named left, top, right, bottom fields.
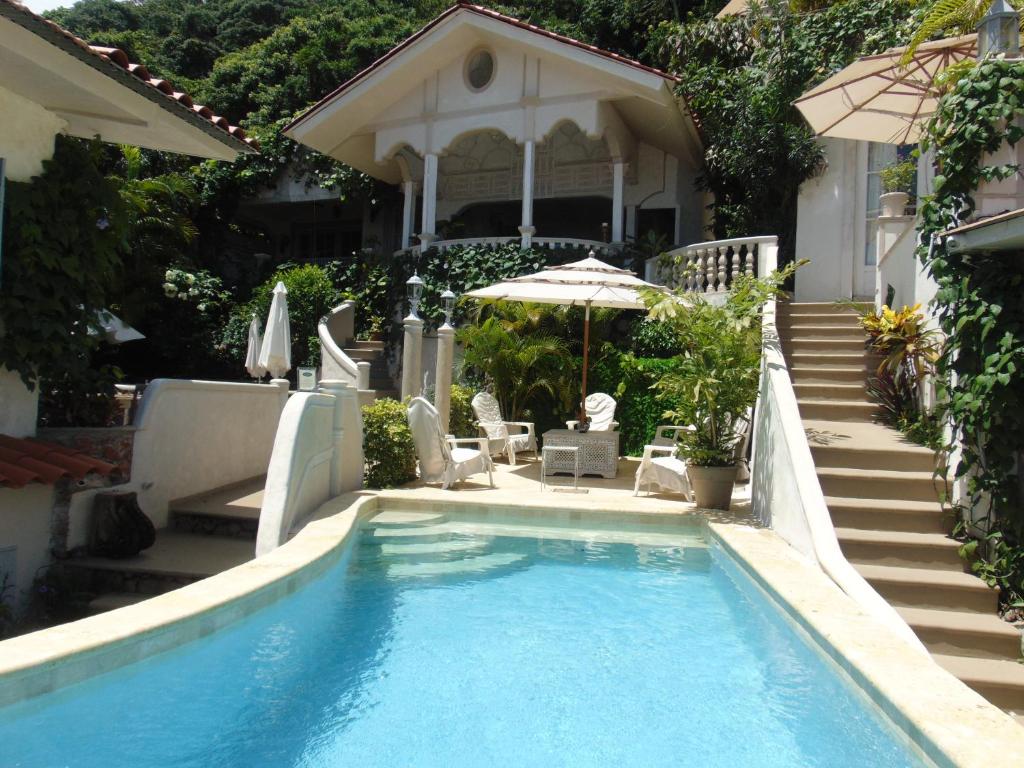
left=918, top=58, right=1024, bottom=606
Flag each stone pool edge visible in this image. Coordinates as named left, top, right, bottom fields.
left=0, top=492, right=1017, bottom=768
left=710, top=523, right=1020, bottom=768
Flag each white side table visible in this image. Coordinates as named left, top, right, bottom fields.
left=541, top=445, right=579, bottom=491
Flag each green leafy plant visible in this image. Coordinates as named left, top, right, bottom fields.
left=458, top=314, right=571, bottom=422
left=362, top=397, right=417, bottom=489
left=879, top=160, right=917, bottom=195
left=448, top=383, right=477, bottom=439
left=643, top=263, right=798, bottom=466
left=917, top=57, right=1024, bottom=609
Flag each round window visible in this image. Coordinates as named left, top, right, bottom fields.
left=465, top=49, right=495, bottom=91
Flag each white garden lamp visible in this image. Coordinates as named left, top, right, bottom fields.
left=258, top=281, right=291, bottom=379
left=465, top=252, right=666, bottom=423
left=977, top=0, right=1020, bottom=58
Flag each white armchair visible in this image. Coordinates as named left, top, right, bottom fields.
left=634, top=425, right=695, bottom=498
left=408, top=397, right=494, bottom=490
left=471, top=392, right=537, bottom=465
left=566, top=393, right=619, bottom=432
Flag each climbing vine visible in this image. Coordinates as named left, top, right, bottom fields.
left=918, top=58, right=1024, bottom=607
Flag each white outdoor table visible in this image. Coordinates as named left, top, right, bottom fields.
left=541, top=428, right=619, bottom=478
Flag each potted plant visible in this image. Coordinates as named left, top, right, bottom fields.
left=878, top=160, right=916, bottom=217
left=641, top=265, right=795, bottom=509
left=366, top=314, right=385, bottom=342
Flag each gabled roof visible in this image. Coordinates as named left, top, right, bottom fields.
left=286, top=2, right=680, bottom=134
left=0, top=0, right=257, bottom=158
left=0, top=434, right=116, bottom=489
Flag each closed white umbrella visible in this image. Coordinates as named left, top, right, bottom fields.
left=244, top=314, right=266, bottom=379
left=465, top=254, right=666, bottom=421
left=258, top=281, right=291, bottom=379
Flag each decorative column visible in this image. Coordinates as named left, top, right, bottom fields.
left=433, top=289, right=457, bottom=434
left=420, top=153, right=438, bottom=244
left=401, top=273, right=425, bottom=400
left=270, top=378, right=290, bottom=415
left=319, top=379, right=364, bottom=494
left=401, top=180, right=416, bottom=249
left=519, top=139, right=536, bottom=248
left=611, top=160, right=625, bottom=243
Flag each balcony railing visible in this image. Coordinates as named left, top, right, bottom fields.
left=646, top=235, right=778, bottom=292
left=396, top=237, right=621, bottom=258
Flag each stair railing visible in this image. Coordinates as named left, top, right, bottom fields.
left=647, top=235, right=776, bottom=291
left=746, top=238, right=931, bottom=655
left=318, top=302, right=371, bottom=390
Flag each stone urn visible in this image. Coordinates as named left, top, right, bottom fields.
left=688, top=465, right=738, bottom=510
left=879, top=191, right=910, bottom=218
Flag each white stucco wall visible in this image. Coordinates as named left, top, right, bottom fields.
left=794, top=138, right=859, bottom=301
left=0, top=484, right=55, bottom=611
left=0, top=83, right=65, bottom=182
left=0, top=368, right=38, bottom=438
left=129, top=379, right=289, bottom=528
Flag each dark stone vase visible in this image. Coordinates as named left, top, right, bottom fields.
left=89, top=491, right=156, bottom=558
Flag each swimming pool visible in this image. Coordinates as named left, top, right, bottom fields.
left=0, top=509, right=929, bottom=767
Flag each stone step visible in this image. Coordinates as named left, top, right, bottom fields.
left=386, top=551, right=526, bottom=579
left=379, top=540, right=488, bottom=556
left=86, top=591, right=151, bottom=614
left=934, top=654, right=1024, bottom=714
left=368, top=511, right=447, bottom=526
left=817, top=467, right=944, bottom=502
left=898, top=606, right=1023, bottom=660
left=66, top=530, right=253, bottom=581
left=793, top=382, right=868, bottom=402
left=344, top=348, right=382, bottom=361
left=169, top=477, right=265, bottom=521
left=797, top=399, right=878, bottom=421
left=855, top=563, right=999, bottom=613
left=786, top=351, right=874, bottom=368
left=836, top=527, right=964, bottom=570
left=778, top=312, right=863, bottom=327
left=373, top=389, right=400, bottom=401
left=349, top=340, right=384, bottom=351
left=784, top=337, right=867, bottom=353
left=825, top=496, right=949, bottom=534
left=779, top=324, right=867, bottom=339
left=779, top=301, right=866, bottom=315
left=788, top=365, right=869, bottom=384
left=811, top=443, right=937, bottom=472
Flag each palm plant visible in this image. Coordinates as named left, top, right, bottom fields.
left=904, top=0, right=1023, bottom=61
left=458, top=316, right=571, bottom=421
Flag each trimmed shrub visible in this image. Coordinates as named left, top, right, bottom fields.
left=449, top=383, right=476, bottom=438
left=362, top=398, right=417, bottom=489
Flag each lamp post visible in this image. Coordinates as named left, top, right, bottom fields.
left=401, top=272, right=425, bottom=399
left=977, top=0, right=1020, bottom=59
left=434, top=287, right=457, bottom=434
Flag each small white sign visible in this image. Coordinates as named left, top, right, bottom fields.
left=297, top=367, right=317, bottom=391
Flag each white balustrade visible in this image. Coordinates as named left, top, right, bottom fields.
left=402, top=236, right=619, bottom=258
left=646, top=235, right=778, bottom=296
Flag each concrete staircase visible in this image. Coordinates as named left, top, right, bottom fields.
left=69, top=478, right=264, bottom=614
left=343, top=339, right=398, bottom=400
left=779, top=300, right=1024, bottom=723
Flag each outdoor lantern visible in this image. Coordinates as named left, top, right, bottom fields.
left=977, top=0, right=1020, bottom=59
left=406, top=272, right=425, bottom=318
left=441, top=287, right=456, bottom=326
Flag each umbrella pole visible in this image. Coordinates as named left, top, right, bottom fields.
left=580, top=301, right=590, bottom=424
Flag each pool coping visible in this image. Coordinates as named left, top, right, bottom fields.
left=0, top=492, right=1018, bottom=767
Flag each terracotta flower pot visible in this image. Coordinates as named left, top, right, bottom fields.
left=688, top=465, right=738, bottom=510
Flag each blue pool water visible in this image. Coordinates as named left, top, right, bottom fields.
left=0, top=513, right=928, bottom=767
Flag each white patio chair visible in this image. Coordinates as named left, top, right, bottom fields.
left=407, top=397, right=494, bottom=490
left=565, top=392, right=619, bottom=432
left=471, top=392, right=537, bottom=466
left=634, top=425, right=695, bottom=498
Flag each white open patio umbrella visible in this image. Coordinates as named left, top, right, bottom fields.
left=794, top=34, right=977, bottom=145
left=465, top=254, right=666, bottom=422
left=258, top=281, right=291, bottom=379
left=245, top=314, right=267, bottom=379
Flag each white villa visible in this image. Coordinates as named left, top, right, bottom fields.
left=281, top=3, right=706, bottom=257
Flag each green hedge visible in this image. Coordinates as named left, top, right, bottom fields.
left=362, top=398, right=417, bottom=489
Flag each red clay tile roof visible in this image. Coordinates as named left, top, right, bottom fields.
left=0, top=0, right=258, bottom=153
left=0, top=434, right=116, bottom=489
left=287, top=2, right=680, bottom=133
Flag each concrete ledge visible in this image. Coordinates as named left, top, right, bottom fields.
left=712, top=522, right=1021, bottom=768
